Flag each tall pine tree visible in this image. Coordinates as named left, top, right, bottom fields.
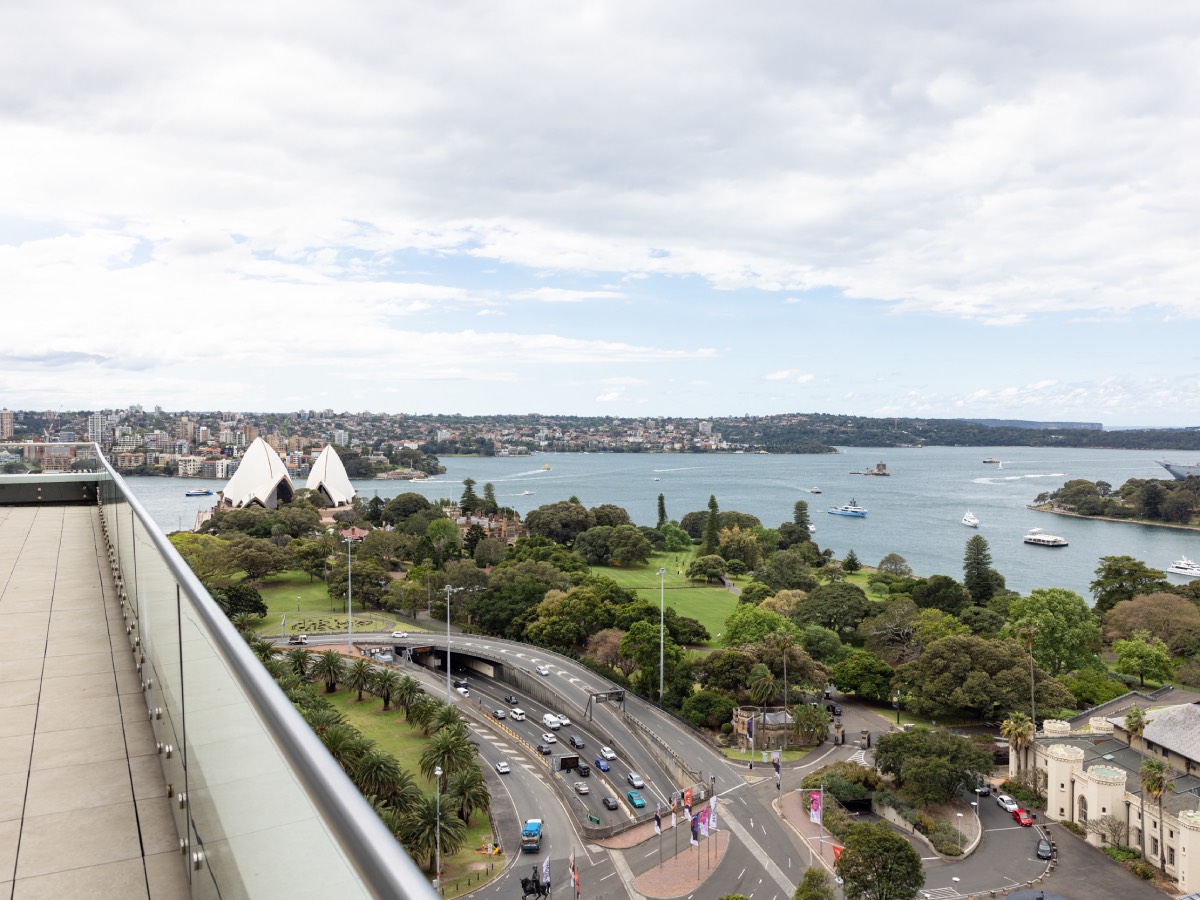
left=701, top=495, right=721, bottom=556
left=963, top=534, right=995, bottom=604
left=656, top=493, right=668, bottom=529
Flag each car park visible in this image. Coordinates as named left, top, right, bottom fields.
left=1012, top=808, right=1033, bottom=827
left=627, top=772, right=644, bottom=788
left=594, top=758, right=610, bottom=772
left=491, top=709, right=507, bottom=720
left=569, top=735, right=585, bottom=749
left=574, top=782, right=589, bottom=795
left=504, top=694, right=520, bottom=705
left=537, top=744, right=552, bottom=755
left=602, top=796, right=619, bottom=810
left=495, top=761, right=511, bottom=775
left=626, top=791, right=646, bottom=808
left=390, top=631, right=408, bottom=638
left=1036, top=837, right=1052, bottom=859
left=576, top=763, right=591, bottom=776
left=600, top=747, right=616, bottom=760
left=541, top=733, right=558, bottom=744
left=996, top=794, right=1019, bottom=812
left=536, top=665, right=550, bottom=676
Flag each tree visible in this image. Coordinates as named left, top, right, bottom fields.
left=1141, top=758, right=1172, bottom=871
left=525, top=500, right=595, bottom=545
left=590, top=503, right=631, bottom=527
left=419, top=726, right=475, bottom=789
left=794, top=582, right=874, bottom=634
left=351, top=746, right=404, bottom=803
left=877, top=553, right=912, bottom=577
left=723, top=604, right=797, bottom=648
left=1113, top=631, right=1174, bottom=687
left=1001, top=588, right=1101, bottom=676
left=608, top=524, right=653, bottom=566
left=620, top=620, right=684, bottom=699
left=401, top=792, right=467, bottom=872
left=843, top=549, right=860, bottom=573
left=311, top=649, right=345, bottom=694
left=910, top=575, right=971, bottom=617
left=1091, top=556, right=1170, bottom=615
left=760, top=548, right=819, bottom=593
left=962, top=534, right=996, bottom=604
left=1086, top=814, right=1129, bottom=847
left=1105, top=593, right=1200, bottom=656
left=226, top=535, right=292, bottom=582
left=687, top=554, right=728, bottom=584
left=169, top=532, right=232, bottom=582
left=288, top=537, right=331, bottom=582
left=447, top=765, right=491, bottom=823
left=747, top=663, right=778, bottom=707
left=210, top=583, right=268, bottom=618
left=345, top=658, right=374, bottom=702
left=370, top=668, right=402, bottom=710
left=791, top=703, right=831, bottom=746
left=719, top=526, right=761, bottom=569
left=1001, top=712, right=1034, bottom=775
left=574, top=526, right=614, bottom=565
left=792, top=500, right=812, bottom=532
left=874, top=727, right=994, bottom=805
left=738, top=581, right=774, bottom=606
left=481, top=482, right=498, bottom=514
left=831, top=650, right=895, bottom=702
left=681, top=689, right=739, bottom=730
left=836, top=821, right=925, bottom=900
left=656, top=493, right=668, bottom=529
left=701, top=495, right=721, bottom=556
left=459, top=477, right=480, bottom=514
left=659, top=521, right=692, bottom=552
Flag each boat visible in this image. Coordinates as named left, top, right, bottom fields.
left=808, top=524, right=817, bottom=533
left=983, top=457, right=1000, bottom=464
left=1157, top=459, right=1200, bottom=481
left=542, top=464, right=552, bottom=471
left=1167, top=557, right=1200, bottom=578
left=828, top=499, right=868, bottom=517
left=520, top=490, right=535, bottom=496
left=184, top=488, right=214, bottom=497
left=809, top=487, right=822, bottom=494
left=1024, top=527, right=1068, bottom=547
left=652, top=477, right=661, bottom=481
left=962, top=510, right=979, bottom=528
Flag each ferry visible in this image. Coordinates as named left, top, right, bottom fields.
left=184, top=488, right=214, bottom=497
left=1024, top=527, right=1067, bottom=547
left=983, top=457, right=1000, bottom=464
left=962, top=510, right=979, bottom=528
left=1167, top=557, right=1200, bottom=578
left=828, top=499, right=868, bottom=517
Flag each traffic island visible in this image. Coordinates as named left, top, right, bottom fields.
left=632, top=830, right=729, bottom=898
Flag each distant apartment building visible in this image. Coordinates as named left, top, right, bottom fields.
left=114, top=452, right=146, bottom=469
left=334, top=429, right=350, bottom=446
left=698, top=421, right=712, bottom=435
left=87, top=412, right=107, bottom=446
left=0, top=409, right=13, bottom=439
left=175, top=456, right=205, bottom=477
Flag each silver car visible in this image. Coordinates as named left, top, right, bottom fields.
left=996, top=793, right=1019, bottom=812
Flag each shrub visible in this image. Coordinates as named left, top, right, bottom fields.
left=914, top=812, right=937, bottom=836
left=820, top=804, right=855, bottom=841
left=1102, top=846, right=1142, bottom=863
left=1059, top=819, right=1086, bottom=837
left=721, top=722, right=734, bottom=735
left=1000, top=780, right=1042, bottom=809
left=929, top=820, right=966, bottom=855
left=1130, top=860, right=1155, bottom=880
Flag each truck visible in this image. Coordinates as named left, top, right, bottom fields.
left=287, top=634, right=309, bottom=645
left=520, top=819, right=543, bottom=853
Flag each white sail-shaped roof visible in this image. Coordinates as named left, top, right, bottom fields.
left=219, top=437, right=294, bottom=509
left=305, top=444, right=356, bottom=507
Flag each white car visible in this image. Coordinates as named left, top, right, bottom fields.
left=996, top=793, right=1019, bottom=813
left=455, top=686, right=470, bottom=698
left=535, top=665, right=551, bottom=676
left=390, top=631, right=409, bottom=638
left=541, top=733, right=558, bottom=744
left=600, top=746, right=616, bottom=760
left=574, top=782, right=590, bottom=795
left=495, top=761, right=511, bottom=775
left=556, top=714, right=572, bottom=727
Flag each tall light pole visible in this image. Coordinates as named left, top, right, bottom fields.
left=657, top=567, right=666, bottom=703
left=445, top=584, right=458, bottom=703
left=343, top=534, right=356, bottom=654
left=434, top=765, right=443, bottom=891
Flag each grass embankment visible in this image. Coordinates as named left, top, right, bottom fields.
left=326, top=688, right=499, bottom=898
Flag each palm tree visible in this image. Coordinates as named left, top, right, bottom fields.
left=262, top=657, right=288, bottom=681
left=247, top=637, right=276, bottom=662
left=416, top=699, right=451, bottom=737
left=320, top=723, right=371, bottom=775
left=748, top=663, right=777, bottom=746
left=1141, top=758, right=1173, bottom=872
left=447, top=765, right=491, bottom=823
left=370, top=668, right=402, bottom=711
left=420, top=727, right=475, bottom=790
left=395, top=675, right=422, bottom=719
left=302, top=707, right=345, bottom=737
left=1125, top=706, right=1148, bottom=756
left=352, top=747, right=404, bottom=802
left=400, top=793, right=467, bottom=872
left=345, top=658, right=374, bottom=702
left=311, top=649, right=346, bottom=694
left=431, top=703, right=465, bottom=735
left=285, top=647, right=312, bottom=680
left=1001, top=712, right=1034, bottom=777
left=231, top=612, right=258, bottom=635
left=407, top=695, right=437, bottom=734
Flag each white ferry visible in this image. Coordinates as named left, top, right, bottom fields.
left=1167, top=557, right=1200, bottom=578
left=1024, top=527, right=1067, bottom=547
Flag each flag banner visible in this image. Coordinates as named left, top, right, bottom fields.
left=710, top=796, right=717, bottom=811
left=699, top=807, right=710, bottom=837
left=747, top=715, right=753, bottom=737
left=570, top=847, right=575, bottom=874
left=574, top=867, right=581, bottom=900
left=671, top=810, right=677, bottom=830
left=690, top=814, right=699, bottom=846
left=809, top=790, right=823, bottom=825
left=542, top=855, right=551, bottom=885
left=833, top=845, right=844, bottom=861
left=710, top=808, right=717, bottom=831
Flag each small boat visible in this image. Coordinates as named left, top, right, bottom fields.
left=652, top=477, right=661, bottom=481
left=983, top=457, right=1000, bottom=464
left=520, top=490, right=535, bottom=496
left=185, top=488, right=213, bottom=497
left=962, top=510, right=979, bottom=528
left=809, top=487, right=822, bottom=494
left=828, top=499, right=868, bottom=517
left=1024, top=527, right=1067, bottom=547
left=808, top=524, right=817, bottom=533
left=542, top=464, right=551, bottom=471
left=1167, top=557, right=1200, bottom=578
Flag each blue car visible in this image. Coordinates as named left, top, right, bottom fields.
left=626, top=790, right=645, bottom=808
left=595, top=758, right=610, bottom=772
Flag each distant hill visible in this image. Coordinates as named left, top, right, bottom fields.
left=962, top=418, right=1103, bottom=431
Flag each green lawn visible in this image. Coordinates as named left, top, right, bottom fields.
left=254, top=570, right=428, bottom=637
left=325, top=688, right=500, bottom=897
left=722, top=746, right=814, bottom=763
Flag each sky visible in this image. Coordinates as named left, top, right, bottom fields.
left=2, top=2, right=1199, bottom=427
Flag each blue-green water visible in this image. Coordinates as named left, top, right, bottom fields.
left=128, top=446, right=1199, bottom=601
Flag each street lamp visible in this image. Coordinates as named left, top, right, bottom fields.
left=657, top=567, right=666, bottom=703
left=894, top=690, right=901, bottom=725
left=434, top=765, right=443, bottom=890
left=444, top=585, right=460, bottom=703
left=343, top=534, right=357, bottom=654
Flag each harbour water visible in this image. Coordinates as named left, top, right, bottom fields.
left=128, top=446, right=1199, bottom=602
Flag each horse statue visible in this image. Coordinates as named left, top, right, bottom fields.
left=519, top=875, right=549, bottom=898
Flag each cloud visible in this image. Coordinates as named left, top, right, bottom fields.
left=765, top=369, right=816, bottom=384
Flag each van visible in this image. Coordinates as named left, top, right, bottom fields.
left=542, top=713, right=561, bottom=730
left=510, top=709, right=526, bottom=721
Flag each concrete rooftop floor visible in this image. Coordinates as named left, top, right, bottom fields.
left=0, top=504, right=188, bottom=900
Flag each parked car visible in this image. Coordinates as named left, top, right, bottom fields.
left=600, top=747, right=617, bottom=760
left=594, top=758, right=610, bottom=772
left=536, top=744, right=552, bottom=755
left=495, top=761, right=511, bottom=775
left=574, top=782, right=590, bottom=795
left=504, top=694, right=519, bottom=705
left=569, top=734, right=585, bottom=749
left=626, top=790, right=646, bottom=808
left=536, top=665, right=550, bottom=676
left=627, top=772, right=645, bottom=788
left=576, top=763, right=591, bottom=776
left=602, top=796, right=619, bottom=810
left=541, top=732, right=558, bottom=744
left=390, top=630, right=408, bottom=638
left=1036, top=837, right=1052, bottom=859
left=1012, top=808, right=1033, bottom=827
left=490, top=709, right=507, bottom=720
left=996, top=794, right=1019, bottom=812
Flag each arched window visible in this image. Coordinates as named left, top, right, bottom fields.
left=1078, top=795, right=1088, bottom=824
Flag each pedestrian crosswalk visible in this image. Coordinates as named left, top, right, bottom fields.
left=920, top=888, right=962, bottom=899
left=848, top=749, right=867, bottom=765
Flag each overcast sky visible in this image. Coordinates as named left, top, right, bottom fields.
left=3, top=2, right=1199, bottom=426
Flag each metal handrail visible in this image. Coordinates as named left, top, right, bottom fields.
left=92, top=448, right=436, bottom=899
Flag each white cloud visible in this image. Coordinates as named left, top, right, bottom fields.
left=765, top=370, right=816, bottom=384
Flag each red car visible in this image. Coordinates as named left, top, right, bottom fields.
left=1012, top=808, right=1033, bottom=827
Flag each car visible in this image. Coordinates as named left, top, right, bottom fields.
left=594, top=758, right=610, bottom=772
left=627, top=772, right=645, bottom=788
left=504, top=694, right=519, bottom=705
left=568, top=734, right=585, bottom=749
left=576, top=763, right=591, bottom=776
left=574, top=782, right=590, bottom=795
left=535, top=665, right=551, bottom=676
left=287, top=634, right=309, bottom=645
left=826, top=703, right=842, bottom=716
left=626, top=790, right=646, bottom=808
left=390, top=630, right=408, bottom=638
left=556, top=714, right=572, bottom=727
left=510, top=708, right=526, bottom=721
left=600, top=747, right=616, bottom=760
left=490, top=709, right=507, bottom=720
left=541, top=733, right=558, bottom=744
left=996, top=794, right=1019, bottom=813
left=495, top=761, right=511, bottom=775
left=455, top=686, right=469, bottom=698
left=536, top=744, right=552, bottom=755
left=974, top=783, right=991, bottom=796
left=602, top=796, right=619, bottom=810
left=1036, top=837, right=1052, bottom=859
left=1012, top=808, right=1033, bottom=827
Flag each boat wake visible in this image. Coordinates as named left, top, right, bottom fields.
left=652, top=466, right=713, bottom=473
left=973, top=472, right=1067, bottom=484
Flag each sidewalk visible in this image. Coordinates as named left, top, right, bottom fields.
left=632, top=830, right=729, bottom=899
left=778, top=787, right=842, bottom=877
